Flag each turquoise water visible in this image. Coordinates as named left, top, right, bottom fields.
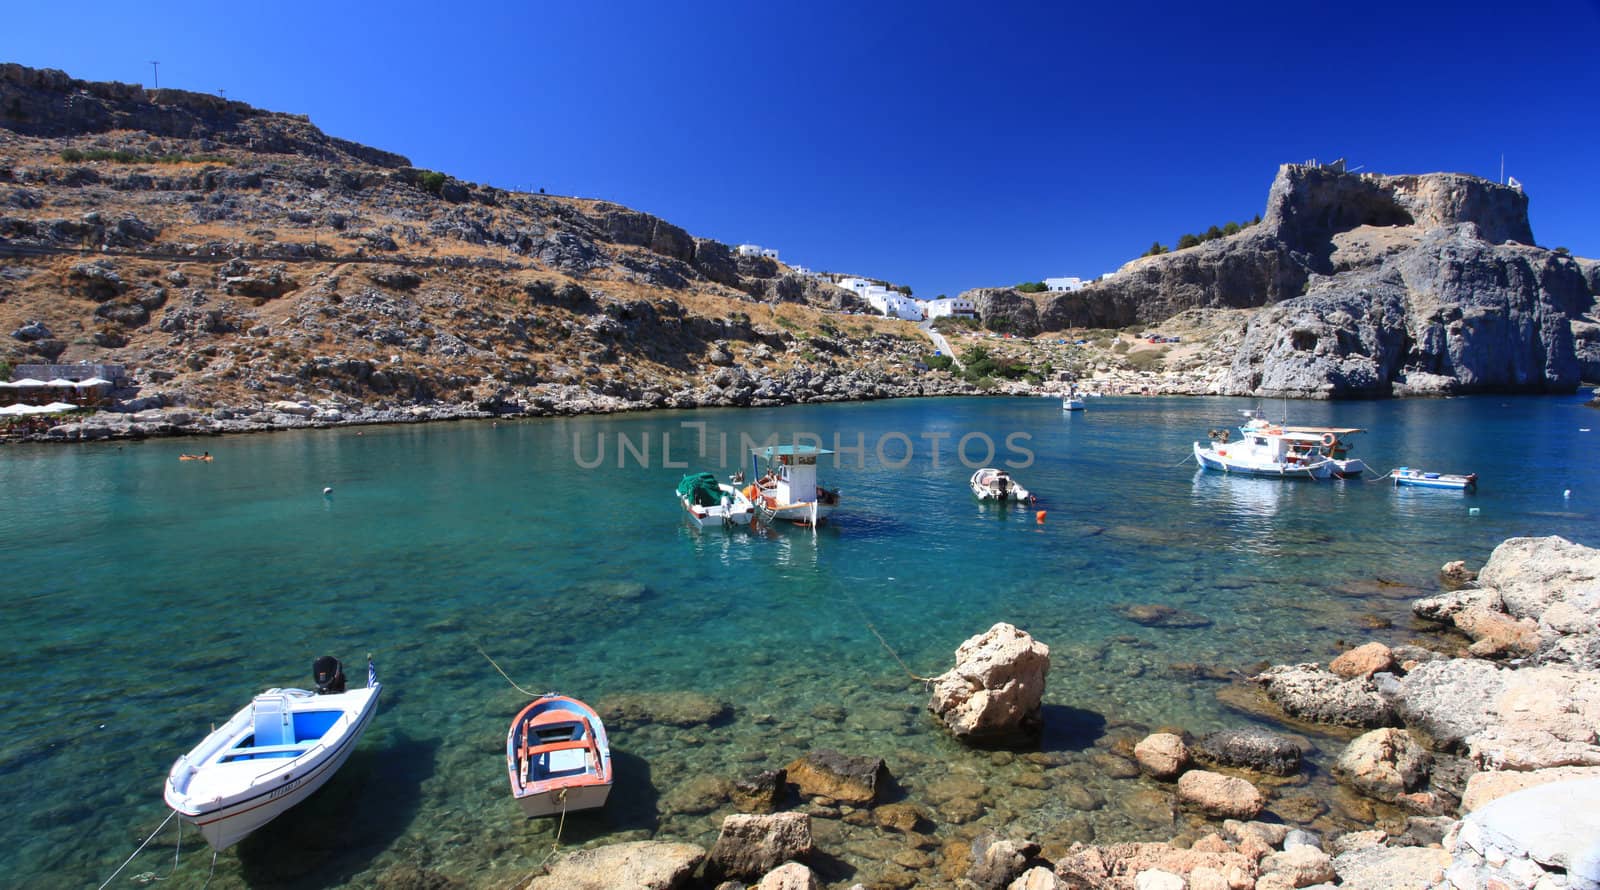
left=3, top=395, right=1596, bottom=888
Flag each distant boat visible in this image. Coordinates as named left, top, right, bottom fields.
left=1193, top=410, right=1335, bottom=480
left=1393, top=467, right=1478, bottom=490
left=164, top=656, right=381, bottom=850
left=749, top=445, right=839, bottom=527
left=506, top=694, right=612, bottom=818
left=676, top=471, right=754, bottom=528
left=971, top=467, right=1033, bottom=502
left=1062, top=396, right=1085, bottom=411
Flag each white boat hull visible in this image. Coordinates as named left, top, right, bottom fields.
left=165, top=683, right=380, bottom=850
left=516, top=780, right=613, bottom=818
left=1193, top=442, right=1333, bottom=480
left=679, top=483, right=754, bottom=528
left=1062, top=398, right=1085, bottom=411
left=755, top=498, right=837, bottom=526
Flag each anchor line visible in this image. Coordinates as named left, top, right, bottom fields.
left=474, top=640, right=541, bottom=698
left=96, top=809, right=177, bottom=890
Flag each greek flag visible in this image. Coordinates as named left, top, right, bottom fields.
left=367, top=655, right=378, bottom=689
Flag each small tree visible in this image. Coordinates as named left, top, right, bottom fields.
left=1016, top=281, right=1047, bottom=293
left=1223, top=221, right=1241, bottom=236
left=895, top=284, right=913, bottom=296
left=1204, top=225, right=1223, bottom=241
left=1177, top=234, right=1201, bottom=250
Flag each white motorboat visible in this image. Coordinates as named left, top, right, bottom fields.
left=1193, top=410, right=1336, bottom=480
left=676, top=472, right=754, bottom=528
left=970, top=467, right=1033, bottom=502
left=164, top=656, right=381, bottom=850
left=1062, top=396, right=1085, bottom=411
left=749, top=445, right=839, bottom=527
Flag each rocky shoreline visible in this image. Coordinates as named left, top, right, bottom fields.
left=410, top=535, right=1598, bottom=890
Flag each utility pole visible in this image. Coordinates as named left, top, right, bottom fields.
left=149, top=61, right=159, bottom=89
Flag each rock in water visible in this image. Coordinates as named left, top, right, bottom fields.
left=525, top=841, right=706, bottom=890
left=1333, top=728, right=1432, bottom=803
left=705, top=812, right=814, bottom=882
left=1175, top=770, right=1265, bottom=820
left=1192, top=728, right=1303, bottom=776
left=928, top=622, right=1050, bottom=743
left=784, top=750, right=888, bottom=805
left=1133, top=732, right=1191, bottom=780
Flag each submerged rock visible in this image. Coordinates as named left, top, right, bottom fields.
left=928, top=622, right=1051, bottom=743
left=598, top=691, right=732, bottom=729
left=1113, top=604, right=1213, bottom=629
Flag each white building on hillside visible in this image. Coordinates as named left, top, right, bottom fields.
left=920, top=297, right=976, bottom=319
left=1044, top=276, right=1087, bottom=292
left=735, top=243, right=780, bottom=260
left=838, top=277, right=922, bottom=321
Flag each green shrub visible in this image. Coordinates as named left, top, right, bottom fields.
left=924, top=354, right=954, bottom=371
left=1016, top=281, right=1047, bottom=293
left=418, top=170, right=447, bottom=195
left=58, top=148, right=232, bottom=165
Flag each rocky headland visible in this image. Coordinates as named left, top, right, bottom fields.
left=963, top=164, right=1599, bottom=399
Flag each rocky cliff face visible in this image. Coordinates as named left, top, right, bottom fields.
left=981, top=163, right=1596, bottom=397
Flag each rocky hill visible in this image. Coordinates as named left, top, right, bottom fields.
left=965, top=163, right=1599, bottom=397
left=0, top=64, right=963, bottom=435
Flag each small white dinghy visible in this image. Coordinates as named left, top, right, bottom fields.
left=971, top=467, right=1033, bottom=503
left=164, top=656, right=381, bottom=850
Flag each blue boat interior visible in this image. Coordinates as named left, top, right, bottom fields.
left=222, top=703, right=342, bottom=762
left=518, top=716, right=595, bottom=781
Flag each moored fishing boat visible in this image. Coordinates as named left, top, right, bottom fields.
left=676, top=471, right=754, bottom=528
left=164, top=656, right=381, bottom=850
left=970, top=467, right=1033, bottom=502
left=1062, top=396, right=1085, bottom=411
left=506, top=694, right=612, bottom=818
left=1193, top=410, right=1335, bottom=480
left=1393, top=467, right=1478, bottom=490
left=748, top=445, right=840, bottom=527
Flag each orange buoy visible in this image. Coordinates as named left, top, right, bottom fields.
left=1035, top=510, right=1047, bottom=523
left=743, top=484, right=758, bottom=501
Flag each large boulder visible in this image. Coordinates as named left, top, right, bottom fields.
left=928, top=623, right=1050, bottom=743
left=964, top=287, right=1041, bottom=336
left=1175, top=770, right=1264, bottom=820
left=705, top=812, right=813, bottom=882
left=1255, top=663, right=1395, bottom=727
left=524, top=841, right=705, bottom=890
left=755, top=862, right=818, bottom=890
left=1391, top=659, right=1507, bottom=752
left=1191, top=728, right=1303, bottom=776
left=1333, top=728, right=1432, bottom=803
left=783, top=750, right=887, bottom=805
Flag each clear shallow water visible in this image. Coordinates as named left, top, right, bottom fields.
left=3, top=395, right=1597, bottom=888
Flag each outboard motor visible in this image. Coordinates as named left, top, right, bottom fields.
left=313, top=656, right=346, bottom=694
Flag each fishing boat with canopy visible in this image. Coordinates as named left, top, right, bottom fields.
left=745, top=444, right=840, bottom=527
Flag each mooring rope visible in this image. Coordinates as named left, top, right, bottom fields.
left=200, top=850, right=218, bottom=889
left=96, top=809, right=176, bottom=890
left=474, top=640, right=541, bottom=698
left=537, top=788, right=570, bottom=870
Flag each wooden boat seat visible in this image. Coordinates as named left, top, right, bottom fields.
left=518, top=715, right=602, bottom=784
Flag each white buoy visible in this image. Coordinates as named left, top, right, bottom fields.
left=1469, top=507, right=1481, bottom=515
left=1564, top=489, right=1572, bottom=499
left=322, top=486, right=333, bottom=496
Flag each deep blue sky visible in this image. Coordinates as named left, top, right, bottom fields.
left=9, top=1, right=1599, bottom=297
